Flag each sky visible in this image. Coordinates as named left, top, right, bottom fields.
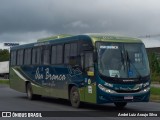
left=0, top=0, right=160, bottom=47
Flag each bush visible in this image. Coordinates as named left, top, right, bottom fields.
left=148, top=52, right=160, bottom=83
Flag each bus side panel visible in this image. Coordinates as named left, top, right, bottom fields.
left=84, top=83, right=97, bottom=103
left=32, top=83, right=50, bottom=97
left=9, top=67, right=26, bottom=93
left=20, top=65, right=70, bottom=99
left=9, top=66, right=51, bottom=96
left=79, top=87, right=85, bottom=102
left=78, top=76, right=97, bottom=103
left=50, top=88, right=68, bottom=99
left=32, top=81, right=68, bottom=99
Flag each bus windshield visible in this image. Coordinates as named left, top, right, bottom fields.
left=97, top=42, right=150, bottom=78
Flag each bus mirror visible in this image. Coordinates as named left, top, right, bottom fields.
left=87, top=71, right=94, bottom=76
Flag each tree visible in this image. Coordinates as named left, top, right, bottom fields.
left=148, top=52, right=160, bottom=82
left=0, top=49, right=10, bottom=62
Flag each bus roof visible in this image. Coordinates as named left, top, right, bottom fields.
left=89, top=34, right=142, bottom=44
left=11, top=34, right=142, bottom=50
left=37, top=34, right=142, bottom=43
left=37, top=34, right=72, bottom=42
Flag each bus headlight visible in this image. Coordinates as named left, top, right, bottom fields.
left=143, top=82, right=150, bottom=88
left=143, top=86, right=150, bottom=92
left=104, top=82, right=113, bottom=88
left=98, top=84, right=116, bottom=93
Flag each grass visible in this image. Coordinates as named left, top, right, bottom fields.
left=0, top=79, right=9, bottom=85
left=151, top=87, right=160, bottom=95
left=150, top=87, right=160, bottom=102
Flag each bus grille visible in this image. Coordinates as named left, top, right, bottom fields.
left=115, top=90, right=141, bottom=93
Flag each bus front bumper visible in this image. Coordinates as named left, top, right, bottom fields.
left=97, top=85, right=150, bottom=104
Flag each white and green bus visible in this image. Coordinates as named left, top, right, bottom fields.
left=10, top=34, right=150, bottom=108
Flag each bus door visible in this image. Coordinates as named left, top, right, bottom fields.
left=83, top=51, right=97, bottom=103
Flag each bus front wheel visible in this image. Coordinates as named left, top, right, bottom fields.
left=70, top=86, right=81, bottom=108
left=114, top=102, right=127, bottom=109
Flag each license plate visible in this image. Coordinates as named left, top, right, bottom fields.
left=124, top=96, right=133, bottom=100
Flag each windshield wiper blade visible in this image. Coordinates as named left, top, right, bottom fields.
left=121, top=51, right=125, bottom=70
left=126, top=50, right=130, bottom=71
left=126, top=50, right=142, bottom=79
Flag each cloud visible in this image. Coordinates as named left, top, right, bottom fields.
left=0, top=31, right=52, bottom=43
left=0, top=0, right=160, bottom=45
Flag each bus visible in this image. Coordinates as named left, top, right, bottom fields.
left=9, top=34, right=150, bottom=108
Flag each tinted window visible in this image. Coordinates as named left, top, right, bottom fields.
left=43, top=49, right=50, bottom=65
left=70, top=43, right=77, bottom=56
left=24, top=49, right=31, bottom=65
left=51, top=45, right=63, bottom=64
left=57, top=45, right=63, bottom=64
left=32, top=47, right=41, bottom=65
left=64, top=44, right=70, bottom=64
left=51, top=46, right=56, bottom=64
left=17, top=49, right=24, bottom=65
left=11, top=51, right=17, bottom=65
left=85, top=52, right=93, bottom=68
left=64, top=43, right=78, bottom=64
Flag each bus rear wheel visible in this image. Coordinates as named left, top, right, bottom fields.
left=114, top=102, right=127, bottom=109
left=26, top=83, right=41, bottom=100
left=70, top=86, right=81, bottom=108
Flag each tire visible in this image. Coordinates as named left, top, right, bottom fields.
left=70, top=86, right=81, bottom=108
left=114, top=102, right=127, bottom=109
left=26, top=83, right=41, bottom=100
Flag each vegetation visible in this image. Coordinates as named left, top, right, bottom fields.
left=148, top=52, right=160, bottom=83
left=151, top=87, right=160, bottom=95
left=0, top=49, right=10, bottom=62
left=150, top=87, right=160, bottom=102
left=0, top=79, right=9, bottom=85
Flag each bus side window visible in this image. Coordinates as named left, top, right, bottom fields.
left=24, top=49, right=31, bottom=65
left=57, top=45, right=63, bottom=64
left=11, top=51, right=17, bottom=66
left=32, top=47, right=41, bottom=65
left=64, top=43, right=78, bottom=65
left=69, top=43, right=78, bottom=66
left=51, top=46, right=56, bottom=64
left=64, top=44, right=70, bottom=64
left=43, top=48, right=50, bottom=65
left=17, top=49, right=24, bottom=65
left=84, top=52, right=94, bottom=72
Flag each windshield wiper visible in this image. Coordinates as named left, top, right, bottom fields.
left=121, top=51, right=125, bottom=70
left=126, top=50, right=142, bottom=79
left=126, top=51, right=130, bottom=71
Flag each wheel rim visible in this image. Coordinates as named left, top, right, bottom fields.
left=72, top=91, right=79, bottom=103
left=70, top=87, right=80, bottom=107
